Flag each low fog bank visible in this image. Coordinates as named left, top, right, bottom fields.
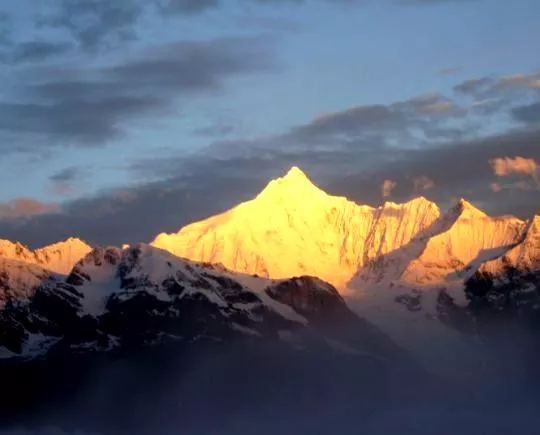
left=1, top=328, right=540, bottom=435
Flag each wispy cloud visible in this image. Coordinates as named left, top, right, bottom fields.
left=1, top=40, right=72, bottom=64
left=412, top=175, right=436, bottom=193
left=0, top=35, right=277, bottom=152
left=438, top=67, right=463, bottom=76
left=49, top=166, right=87, bottom=196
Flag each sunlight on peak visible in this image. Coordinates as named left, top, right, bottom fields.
left=456, top=198, right=488, bottom=219
left=256, top=166, right=327, bottom=201
left=285, top=166, right=307, bottom=178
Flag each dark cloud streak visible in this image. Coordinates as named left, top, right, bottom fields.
left=0, top=36, right=276, bottom=152
left=3, top=41, right=73, bottom=64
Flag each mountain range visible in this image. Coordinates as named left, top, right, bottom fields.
left=151, top=166, right=537, bottom=290
left=0, top=166, right=538, bottom=366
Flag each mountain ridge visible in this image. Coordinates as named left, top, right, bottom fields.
left=0, top=166, right=537, bottom=377
left=1, top=166, right=534, bottom=293
left=149, top=166, right=534, bottom=290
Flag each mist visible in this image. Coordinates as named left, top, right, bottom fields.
left=2, top=312, right=540, bottom=435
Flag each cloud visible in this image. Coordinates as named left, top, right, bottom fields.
left=193, top=123, right=237, bottom=137
left=490, top=182, right=502, bottom=193
left=0, top=96, right=166, bottom=145
left=38, top=0, right=143, bottom=51
left=155, top=0, right=220, bottom=15
left=412, top=175, right=435, bottom=193
left=489, top=156, right=538, bottom=177
left=489, top=156, right=539, bottom=188
left=283, top=92, right=468, bottom=151
left=0, top=36, right=276, bottom=151
left=0, top=198, right=60, bottom=221
left=36, top=0, right=358, bottom=53
left=512, top=101, right=540, bottom=125
left=49, top=166, right=87, bottom=196
left=34, top=0, right=470, bottom=54
left=0, top=11, right=11, bottom=45
left=438, top=67, right=462, bottom=76
left=453, top=73, right=540, bottom=102
left=2, top=41, right=72, bottom=64
left=381, top=180, right=397, bottom=198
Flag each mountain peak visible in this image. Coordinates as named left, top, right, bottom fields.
left=284, top=165, right=308, bottom=179
left=40, top=237, right=90, bottom=250
left=257, top=166, right=325, bottom=202
left=278, top=166, right=313, bottom=187
left=454, top=198, right=488, bottom=219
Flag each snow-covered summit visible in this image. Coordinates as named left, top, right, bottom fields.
left=150, top=166, right=533, bottom=290
left=0, top=237, right=92, bottom=275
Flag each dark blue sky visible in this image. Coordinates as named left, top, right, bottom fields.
left=0, top=0, right=539, bottom=246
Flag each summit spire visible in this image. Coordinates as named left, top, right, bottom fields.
left=256, top=166, right=325, bottom=201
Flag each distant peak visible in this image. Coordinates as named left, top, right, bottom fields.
left=404, top=196, right=437, bottom=208
left=453, top=198, right=488, bottom=218
left=39, top=237, right=91, bottom=251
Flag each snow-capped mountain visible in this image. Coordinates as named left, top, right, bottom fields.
left=0, top=237, right=92, bottom=275
left=0, top=244, right=399, bottom=361
left=151, top=166, right=445, bottom=287
left=147, top=166, right=538, bottom=375
left=464, top=216, right=540, bottom=311
left=150, top=166, right=536, bottom=293
left=0, top=166, right=537, bottom=374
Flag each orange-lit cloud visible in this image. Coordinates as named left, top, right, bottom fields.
left=489, top=156, right=539, bottom=186
left=0, top=198, right=60, bottom=220
left=381, top=180, right=397, bottom=198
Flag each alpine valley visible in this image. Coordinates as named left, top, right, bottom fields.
left=0, top=167, right=538, bottom=433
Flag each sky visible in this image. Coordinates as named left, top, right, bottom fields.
left=0, top=0, right=539, bottom=247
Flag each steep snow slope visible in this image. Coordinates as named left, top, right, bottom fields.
left=151, top=167, right=441, bottom=287
left=461, top=215, right=539, bottom=311
left=477, top=215, right=539, bottom=277
left=0, top=258, right=56, bottom=307
left=34, top=237, right=93, bottom=274
left=0, top=238, right=92, bottom=275
left=399, top=199, right=525, bottom=284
